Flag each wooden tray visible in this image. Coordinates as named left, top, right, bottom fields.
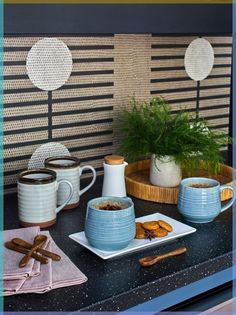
left=125, top=160, right=234, bottom=204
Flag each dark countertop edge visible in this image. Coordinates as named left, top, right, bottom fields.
left=128, top=266, right=233, bottom=312
left=80, top=251, right=232, bottom=311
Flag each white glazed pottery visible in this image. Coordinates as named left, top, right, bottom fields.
left=102, top=156, right=128, bottom=197
left=45, top=156, right=96, bottom=209
left=17, top=169, right=73, bottom=227
left=70, top=212, right=196, bottom=260
left=150, top=154, right=182, bottom=187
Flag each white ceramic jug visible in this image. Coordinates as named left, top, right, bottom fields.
left=102, top=155, right=128, bottom=197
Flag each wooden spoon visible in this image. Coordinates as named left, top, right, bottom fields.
left=139, top=247, right=187, bottom=267
left=19, top=234, right=47, bottom=268
left=5, top=241, right=48, bottom=264
left=12, top=238, right=61, bottom=261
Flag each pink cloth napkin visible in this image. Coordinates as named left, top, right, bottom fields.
left=5, top=240, right=52, bottom=295
left=4, top=236, right=50, bottom=294
left=3, top=226, right=41, bottom=280
left=48, top=231, right=88, bottom=290
left=4, top=230, right=87, bottom=296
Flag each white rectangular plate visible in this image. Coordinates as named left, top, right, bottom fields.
left=69, top=213, right=196, bottom=260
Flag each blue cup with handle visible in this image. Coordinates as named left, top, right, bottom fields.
left=85, top=196, right=135, bottom=251
left=178, top=177, right=235, bottom=223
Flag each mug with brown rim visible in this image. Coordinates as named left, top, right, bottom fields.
left=45, top=156, right=96, bottom=209
left=17, top=169, right=73, bottom=228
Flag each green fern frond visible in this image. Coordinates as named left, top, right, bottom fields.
left=115, top=97, right=231, bottom=174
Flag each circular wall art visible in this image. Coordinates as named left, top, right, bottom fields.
left=26, top=38, right=73, bottom=91
left=28, top=142, right=71, bottom=169
left=184, top=38, right=214, bottom=81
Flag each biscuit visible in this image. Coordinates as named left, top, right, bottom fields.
left=135, top=222, right=146, bottom=239
left=157, top=220, right=173, bottom=232
left=135, top=229, right=146, bottom=239
left=153, top=228, right=168, bottom=237
left=142, top=221, right=159, bottom=231
left=136, top=222, right=143, bottom=229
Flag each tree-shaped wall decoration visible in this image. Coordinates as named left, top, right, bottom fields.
left=26, top=37, right=73, bottom=140
left=184, top=38, right=214, bottom=119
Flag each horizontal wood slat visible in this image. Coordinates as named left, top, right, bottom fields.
left=4, top=34, right=232, bottom=193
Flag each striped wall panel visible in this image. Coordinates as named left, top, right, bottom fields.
left=4, top=35, right=115, bottom=192
left=4, top=35, right=232, bottom=193
left=150, top=35, right=232, bottom=135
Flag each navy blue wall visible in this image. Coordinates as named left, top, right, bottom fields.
left=4, top=4, right=232, bottom=35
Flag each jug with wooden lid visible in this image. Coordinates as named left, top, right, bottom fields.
left=102, top=155, right=128, bottom=197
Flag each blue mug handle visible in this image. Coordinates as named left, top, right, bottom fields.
left=220, top=185, right=236, bottom=212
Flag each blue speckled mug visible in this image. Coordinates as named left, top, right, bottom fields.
left=85, top=196, right=136, bottom=251
left=178, top=177, right=235, bottom=223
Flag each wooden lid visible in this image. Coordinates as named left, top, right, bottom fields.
left=104, top=155, right=124, bottom=165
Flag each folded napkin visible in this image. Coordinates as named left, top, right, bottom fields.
left=4, top=239, right=52, bottom=295
left=48, top=231, right=88, bottom=290
left=3, top=226, right=41, bottom=280
left=4, top=229, right=87, bottom=296
left=4, top=234, right=50, bottom=295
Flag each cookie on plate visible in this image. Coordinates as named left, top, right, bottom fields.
left=142, top=221, right=159, bottom=231
left=157, top=220, right=173, bottom=232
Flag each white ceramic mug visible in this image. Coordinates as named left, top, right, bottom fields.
left=17, top=169, right=73, bottom=228
left=45, top=156, right=96, bottom=209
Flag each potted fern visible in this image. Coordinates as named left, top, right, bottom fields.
left=116, top=97, right=230, bottom=187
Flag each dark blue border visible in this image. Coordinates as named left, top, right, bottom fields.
left=4, top=4, right=232, bottom=35
left=2, top=2, right=234, bottom=313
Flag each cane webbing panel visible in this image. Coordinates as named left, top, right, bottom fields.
left=4, top=34, right=232, bottom=192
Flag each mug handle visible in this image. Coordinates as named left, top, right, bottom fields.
left=220, top=185, right=236, bottom=212
left=56, top=180, right=74, bottom=214
left=79, top=165, right=96, bottom=197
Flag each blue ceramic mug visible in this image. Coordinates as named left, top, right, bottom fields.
left=178, top=177, right=235, bottom=223
left=85, top=196, right=136, bottom=251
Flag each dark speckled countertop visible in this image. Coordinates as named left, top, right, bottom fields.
left=4, top=176, right=232, bottom=312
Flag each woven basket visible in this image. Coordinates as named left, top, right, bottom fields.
left=125, top=160, right=235, bottom=204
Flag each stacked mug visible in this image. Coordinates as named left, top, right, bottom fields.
left=18, top=157, right=96, bottom=228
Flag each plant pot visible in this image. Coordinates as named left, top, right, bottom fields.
left=150, top=154, right=182, bottom=187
